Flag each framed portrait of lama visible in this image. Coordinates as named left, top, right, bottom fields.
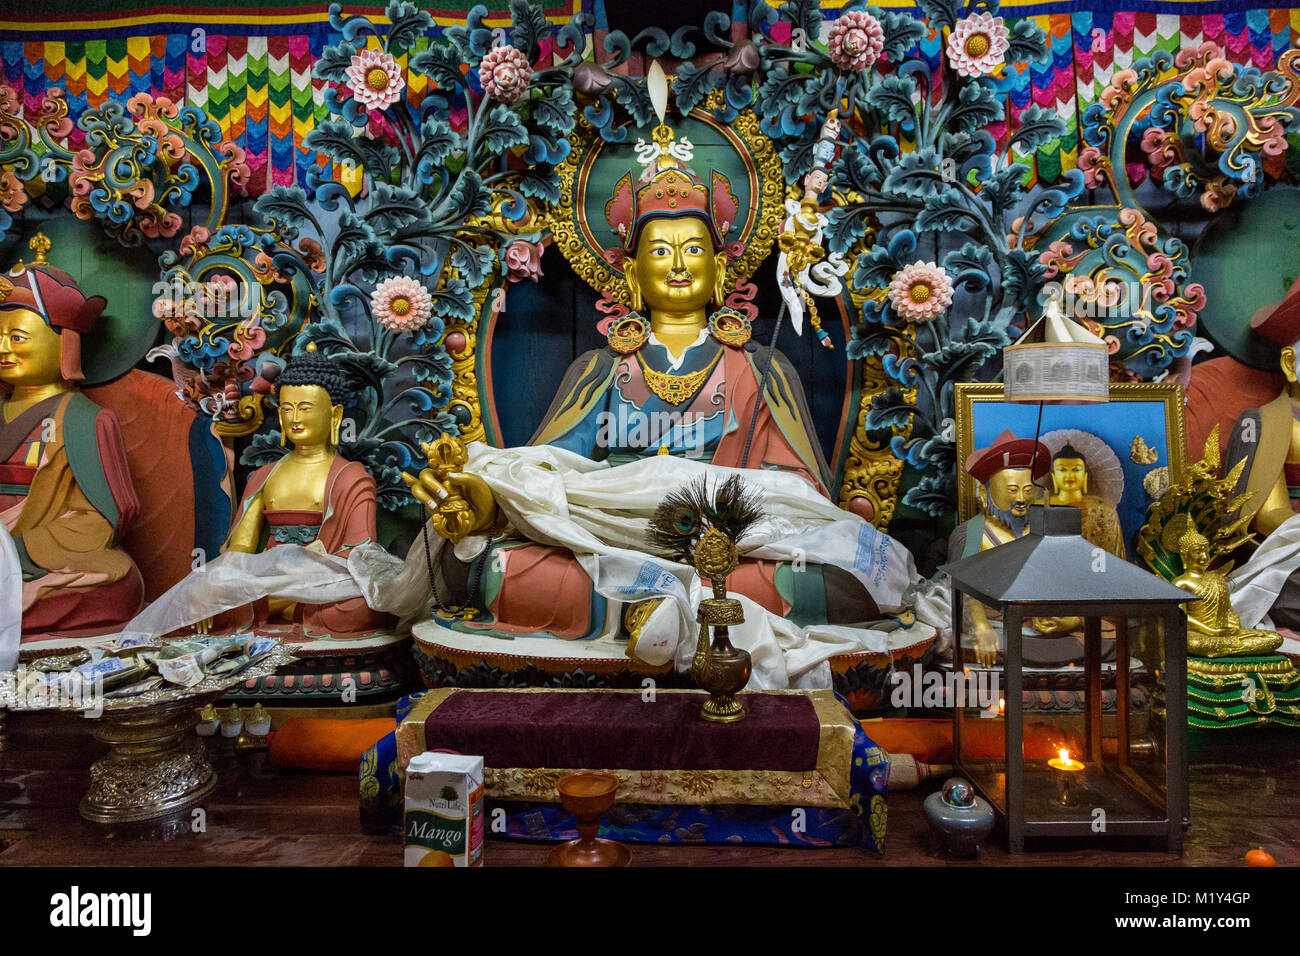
left=954, top=383, right=1187, bottom=560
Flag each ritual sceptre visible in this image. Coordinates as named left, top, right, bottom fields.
left=741, top=112, right=850, bottom=467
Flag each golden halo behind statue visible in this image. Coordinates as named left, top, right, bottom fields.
left=1040, top=428, right=1126, bottom=507
left=549, top=88, right=784, bottom=308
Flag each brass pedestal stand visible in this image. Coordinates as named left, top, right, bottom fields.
left=80, top=694, right=221, bottom=824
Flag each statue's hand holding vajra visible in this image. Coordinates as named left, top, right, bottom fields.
left=401, top=436, right=499, bottom=543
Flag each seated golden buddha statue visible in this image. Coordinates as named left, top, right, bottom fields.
left=212, top=345, right=391, bottom=638
left=1048, top=442, right=1125, bottom=558
left=399, top=126, right=924, bottom=685
left=1172, top=529, right=1282, bottom=658
left=0, top=233, right=143, bottom=639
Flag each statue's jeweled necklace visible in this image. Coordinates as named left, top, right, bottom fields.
left=636, top=348, right=721, bottom=406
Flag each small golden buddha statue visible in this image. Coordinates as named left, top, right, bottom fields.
left=218, top=344, right=390, bottom=638
left=1048, top=443, right=1125, bottom=558
left=1172, top=529, right=1283, bottom=658
left=0, top=233, right=143, bottom=639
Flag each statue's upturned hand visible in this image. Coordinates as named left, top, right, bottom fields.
left=973, top=621, right=998, bottom=668
left=402, top=467, right=497, bottom=543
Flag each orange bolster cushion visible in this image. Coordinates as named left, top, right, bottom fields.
left=268, top=718, right=394, bottom=773
left=862, top=718, right=1084, bottom=764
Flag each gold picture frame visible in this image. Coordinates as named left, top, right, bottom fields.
left=954, top=382, right=1187, bottom=540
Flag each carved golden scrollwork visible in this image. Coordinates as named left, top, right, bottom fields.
left=437, top=257, right=495, bottom=446
left=213, top=394, right=267, bottom=438
left=548, top=86, right=784, bottom=306
left=836, top=285, right=915, bottom=530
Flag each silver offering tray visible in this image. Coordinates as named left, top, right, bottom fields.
left=0, top=640, right=297, bottom=714
left=0, top=637, right=296, bottom=824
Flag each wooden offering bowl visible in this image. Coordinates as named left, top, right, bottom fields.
left=546, top=771, right=631, bottom=867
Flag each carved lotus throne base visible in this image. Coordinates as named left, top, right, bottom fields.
left=80, top=693, right=221, bottom=824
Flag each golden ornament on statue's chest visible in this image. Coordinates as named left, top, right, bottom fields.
left=637, top=350, right=720, bottom=406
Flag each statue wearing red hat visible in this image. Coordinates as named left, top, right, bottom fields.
left=949, top=429, right=1050, bottom=666
left=0, top=233, right=143, bottom=639
left=399, top=121, right=924, bottom=678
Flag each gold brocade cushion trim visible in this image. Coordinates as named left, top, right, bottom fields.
left=479, top=766, right=845, bottom=808
left=395, top=687, right=856, bottom=809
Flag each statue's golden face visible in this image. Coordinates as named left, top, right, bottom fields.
left=1052, top=457, right=1086, bottom=493
left=278, top=384, right=341, bottom=448
left=985, top=467, right=1037, bottom=517
left=628, top=218, right=724, bottom=314
left=1182, top=538, right=1210, bottom=573
left=0, top=307, right=63, bottom=388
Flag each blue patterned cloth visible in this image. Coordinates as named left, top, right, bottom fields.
left=359, top=691, right=888, bottom=853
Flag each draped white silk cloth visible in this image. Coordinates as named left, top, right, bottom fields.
left=353, top=443, right=942, bottom=689
left=106, top=443, right=941, bottom=689
left=0, top=522, right=21, bottom=671
left=118, top=546, right=364, bottom=642
left=1230, top=511, right=1300, bottom=629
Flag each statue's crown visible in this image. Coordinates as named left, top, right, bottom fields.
left=0, top=233, right=106, bottom=336
left=604, top=123, right=739, bottom=253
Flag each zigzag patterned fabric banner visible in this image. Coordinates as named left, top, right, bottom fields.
left=2, top=4, right=1299, bottom=194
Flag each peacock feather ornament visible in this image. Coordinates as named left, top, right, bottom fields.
left=647, top=476, right=763, bottom=723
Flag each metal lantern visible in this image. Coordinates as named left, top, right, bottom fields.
left=940, top=506, right=1190, bottom=852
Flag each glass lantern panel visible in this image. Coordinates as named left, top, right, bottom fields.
left=1015, top=614, right=1167, bottom=835
left=952, top=594, right=1007, bottom=816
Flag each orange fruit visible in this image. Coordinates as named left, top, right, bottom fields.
left=419, top=849, right=456, bottom=867
left=1245, top=847, right=1276, bottom=867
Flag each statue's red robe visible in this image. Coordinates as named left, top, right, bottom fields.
left=1, top=392, right=143, bottom=639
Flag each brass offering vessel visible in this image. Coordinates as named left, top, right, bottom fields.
left=646, top=475, right=762, bottom=724
left=690, top=527, right=752, bottom=723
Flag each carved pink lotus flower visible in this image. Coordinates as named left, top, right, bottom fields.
left=946, top=13, right=1010, bottom=78
left=478, top=45, right=532, bottom=104
left=888, top=261, right=954, bottom=323
left=828, top=10, right=885, bottom=73
left=371, top=275, right=433, bottom=333
left=346, top=48, right=405, bottom=111
left=504, top=240, right=544, bottom=283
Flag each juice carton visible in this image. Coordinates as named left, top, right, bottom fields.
left=404, top=752, right=485, bottom=867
